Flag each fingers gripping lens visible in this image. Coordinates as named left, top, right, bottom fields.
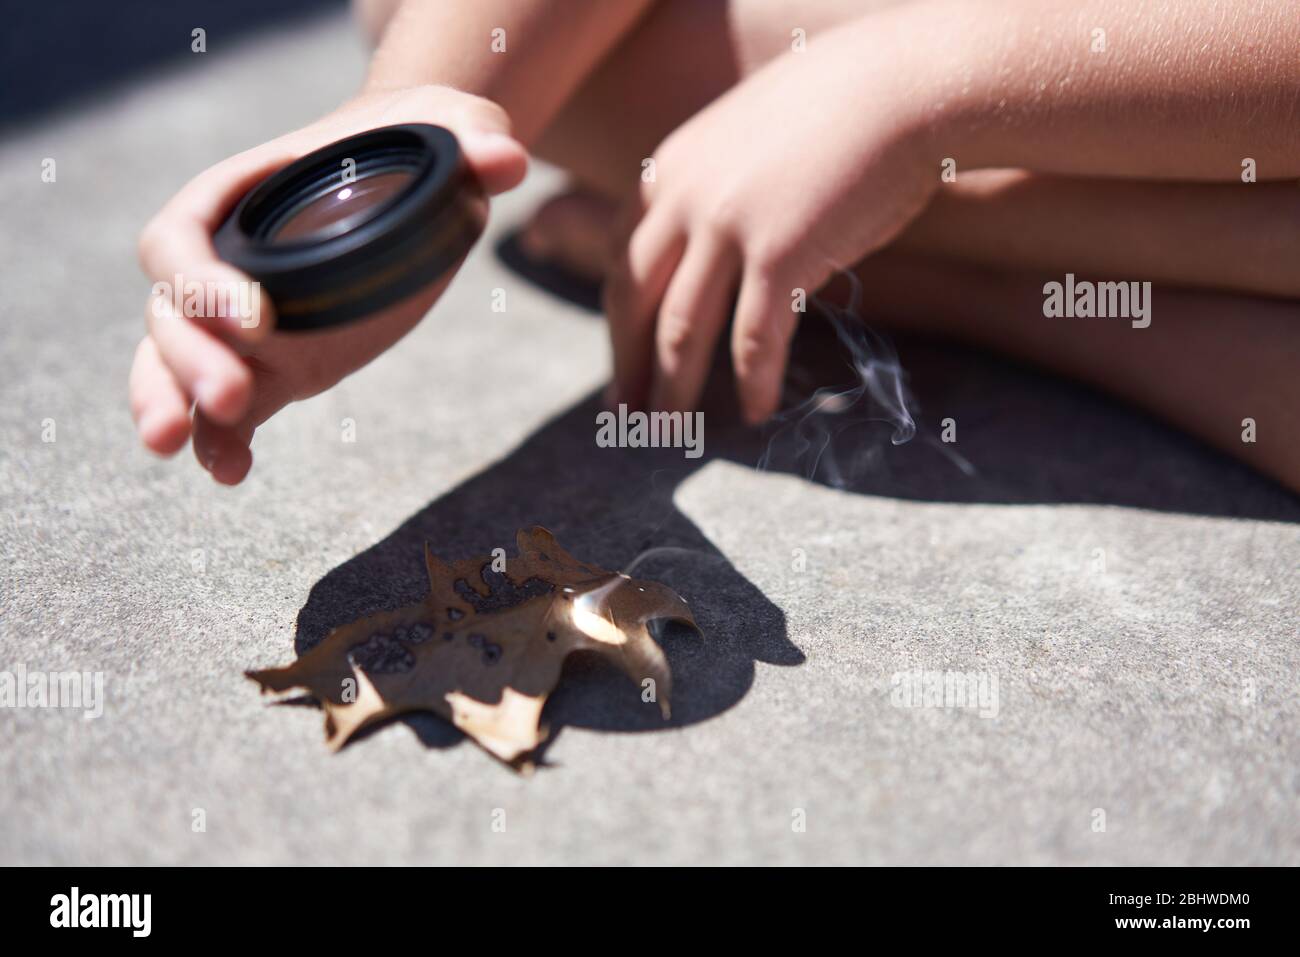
left=214, top=124, right=486, bottom=332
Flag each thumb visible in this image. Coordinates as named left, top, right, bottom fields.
left=370, top=86, right=529, bottom=195
left=456, top=126, right=529, bottom=195
left=443, top=96, right=528, bottom=195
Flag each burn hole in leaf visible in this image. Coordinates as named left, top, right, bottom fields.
left=349, top=633, right=416, bottom=674
left=453, top=566, right=553, bottom=613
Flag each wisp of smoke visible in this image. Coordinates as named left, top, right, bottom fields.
left=610, top=272, right=977, bottom=579
left=756, top=269, right=921, bottom=488
left=621, top=546, right=729, bottom=577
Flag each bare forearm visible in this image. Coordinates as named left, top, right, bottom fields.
left=900, top=0, right=1300, bottom=180
left=363, top=0, right=656, bottom=145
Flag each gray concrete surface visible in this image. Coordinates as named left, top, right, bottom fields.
left=2, top=11, right=1297, bottom=865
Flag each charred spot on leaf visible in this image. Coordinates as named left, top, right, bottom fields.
left=454, top=566, right=553, bottom=613
left=408, top=623, right=434, bottom=642
left=446, top=607, right=465, bottom=621
left=483, top=643, right=502, bottom=665
left=546, top=631, right=557, bottom=642
left=349, top=633, right=415, bottom=674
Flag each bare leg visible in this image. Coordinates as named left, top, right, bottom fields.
left=352, top=0, right=1300, bottom=491
left=533, top=0, right=1299, bottom=298
left=532, top=0, right=1300, bottom=490
left=517, top=170, right=1300, bottom=303
left=899, top=171, right=1300, bottom=301
left=356, top=0, right=1298, bottom=299
left=852, top=252, right=1300, bottom=493
left=533, top=0, right=897, bottom=193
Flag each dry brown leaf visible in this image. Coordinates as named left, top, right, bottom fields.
left=247, top=527, right=698, bottom=769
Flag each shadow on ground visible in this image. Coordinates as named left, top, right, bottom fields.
left=0, top=0, right=346, bottom=133
left=291, top=312, right=1298, bottom=759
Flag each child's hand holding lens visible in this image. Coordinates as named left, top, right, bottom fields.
left=129, top=85, right=527, bottom=484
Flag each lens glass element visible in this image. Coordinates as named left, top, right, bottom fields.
left=270, top=170, right=414, bottom=244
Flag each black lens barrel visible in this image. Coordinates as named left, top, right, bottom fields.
left=214, top=124, right=485, bottom=332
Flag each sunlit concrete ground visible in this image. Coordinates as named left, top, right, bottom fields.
left=2, top=9, right=1297, bottom=865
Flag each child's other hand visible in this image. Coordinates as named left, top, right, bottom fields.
left=129, top=85, right=527, bottom=483
left=603, top=21, right=937, bottom=425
